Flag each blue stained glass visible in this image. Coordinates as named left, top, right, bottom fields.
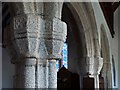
left=62, top=43, right=68, bottom=68
left=56, top=43, right=68, bottom=71
left=56, top=61, right=59, bottom=71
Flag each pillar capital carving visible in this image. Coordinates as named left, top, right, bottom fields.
left=93, top=56, right=103, bottom=75
left=7, top=16, right=67, bottom=64
left=79, top=56, right=103, bottom=76
left=7, top=2, right=66, bottom=88
left=7, top=2, right=67, bottom=63
left=11, top=2, right=64, bottom=19
left=43, top=18, right=67, bottom=60
left=79, top=56, right=94, bottom=75
left=6, top=14, right=43, bottom=64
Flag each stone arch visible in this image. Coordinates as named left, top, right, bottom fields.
left=100, top=24, right=112, bottom=89
left=4, top=2, right=103, bottom=88
left=63, top=2, right=102, bottom=76
left=61, top=2, right=102, bottom=88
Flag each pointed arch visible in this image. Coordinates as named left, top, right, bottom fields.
left=100, top=24, right=112, bottom=89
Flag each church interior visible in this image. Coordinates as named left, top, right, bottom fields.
left=0, top=1, right=120, bottom=89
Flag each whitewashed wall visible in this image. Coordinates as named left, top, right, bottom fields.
left=92, top=2, right=120, bottom=89
left=113, top=6, right=119, bottom=89
left=0, top=1, right=2, bottom=89
left=117, top=6, right=120, bottom=90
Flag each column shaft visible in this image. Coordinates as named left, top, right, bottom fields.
left=36, top=60, right=48, bottom=88
left=94, top=75, right=100, bottom=89
left=48, top=60, right=57, bottom=88
left=14, top=58, right=36, bottom=88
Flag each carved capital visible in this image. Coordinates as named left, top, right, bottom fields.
left=93, top=56, right=103, bottom=75
left=44, top=2, right=64, bottom=19
left=10, top=2, right=43, bottom=15
left=10, top=15, right=43, bottom=63
left=7, top=2, right=66, bottom=64
left=79, top=56, right=103, bottom=76
left=79, top=56, right=94, bottom=75
left=44, top=18, right=67, bottom=59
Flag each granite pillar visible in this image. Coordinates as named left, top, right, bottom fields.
left=7, top=2, right=67, bottom=88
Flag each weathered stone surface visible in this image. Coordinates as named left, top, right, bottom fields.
left=7, top=2, right=66, bottom=88
left=43, top=18, right=67, bottom=59
left=10, top=15, right=43, bottom=62
left=79, top=56, right=94, bottom=75
left=11, top=2, right=43, bottom=15
left=37, top=60, right=48, bottom=88
left=14, top=58, right=36, bottom=88
left=44, top=2, right=63, bottom=19
left=78, top=56, right=103, bottom=77
left=94, top=56, right=103, bottom=75
left=48, top=60, right=57, bottom=88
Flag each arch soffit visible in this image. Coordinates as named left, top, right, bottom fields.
left=100, top=24, right=110, bottom=61
left=66, top=2, right=99, bottom=58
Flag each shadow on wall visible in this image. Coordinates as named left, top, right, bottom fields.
left=2, top=48, right=15, bottom=88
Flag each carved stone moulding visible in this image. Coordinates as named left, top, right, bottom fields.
left=93, top=56, right=103, bottom=75
left=79, top=56, right=103, bottom=76
left=7, top=14, right=67, bottom=63
left=79, top=56, right=94, bottom=76
left=10, top=15, right=43, bottom=62
left=39, top=18, right=67, bottom=60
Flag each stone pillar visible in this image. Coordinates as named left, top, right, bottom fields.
left=36, top=60, right=48, bottom=88
left=41, top=2, right=67, bottom=88
left=93, top=56, right=103, bottom=89
left=40, top=18, right=67, bottom=88
left=79, top=56, right=94, bottom=89
left=7, top=2, right=67, bottom=88
left=6, top=10, right=43, bottom=88
left=101, top=61, right=112, bottom=89
left=14, top=59, right=36, bottom=88
left=48, top=60, right=57, bottom=88
left=79, top=56, right=103, bottom=89
left=9, top=14, right=43, bottom=88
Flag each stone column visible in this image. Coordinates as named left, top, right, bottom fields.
left=13, top=59, right=36, bottom=88
left=93, top=56, right=103, bottom=89
left=36, top=60, right=48, bottom=88
left=48, top=60, right=57, bottom=88
left=79, top=56, right=94, bottom=89
left=39, top=17, right=67, bottom=88
left=101, top=61, right=112, bottom=90
left=41, top=2, right=67, bottom=88
left=79, top=56, right=103, bottom=89
left=7, top=2, right=67, bottom=88
left=8, top=14, right=43, bottom=88
left=6, top=3, right=43, bottom=87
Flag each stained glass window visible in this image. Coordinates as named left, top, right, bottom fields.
left=62, top=43, right=68, bottom=68
left=56, top=43, right=68, bottom=71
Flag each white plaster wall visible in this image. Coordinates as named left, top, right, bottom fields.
left=92, top=2, right=119, bottom=89
left=2, top=48, right=15, bottom=88
left=0, top=47, right=2, bottom=90
left=113, top=6, right=119, bottom=89
left=0, top=1, right=2, bottom=89
left=117, top=6, right=120, bottom=90
left=0, top=2, right=15, bottom=87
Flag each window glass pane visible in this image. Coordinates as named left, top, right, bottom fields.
left=56, top=43, right=68, bottom=71
left=62, top=43, right=68, bottom=68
